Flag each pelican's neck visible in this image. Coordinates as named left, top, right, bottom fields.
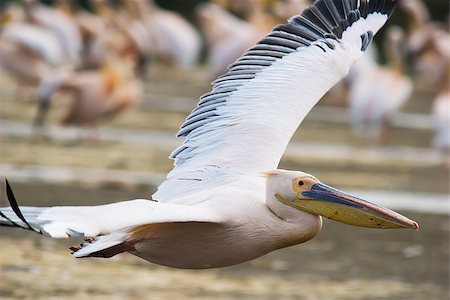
left=265, top=176, right=322, bottom=244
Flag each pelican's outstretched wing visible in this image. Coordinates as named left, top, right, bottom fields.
left=0, top=180, right=222, bottom=257
left=154, top=0, right=398, bottom=202
left=0, top=180, right=220, bottom=239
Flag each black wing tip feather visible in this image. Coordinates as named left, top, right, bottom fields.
left=257, top=0, right=397, bottom=56
left=1, top=178, right=20, bottom=227
left=298, top=0, right=398, bottom=39
left=5, top=178, right=14, bottom=203
left=3, top=178, right=35, bottom=232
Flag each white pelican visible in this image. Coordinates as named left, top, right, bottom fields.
left=345, top=43, right=378, bottom=86
left=223, top=0, right=278, bottom=33
left=23, top=0, right=82, bottom=66
left=0, top=36, right=49, bottom=86
left=197, top=2, right=264, bottom=78
left=401, top=0, right=450, bottom=88
left=349, top=26, right=412, bottom=139
left=33, top=59, right=141, bottom=129
left=0, top=17, right=65, bottom=85
left=1, top=0, right=418, bottom=269
left=84, top=1, right=151, bottom=76
left=1, top=22, right=66, bottom=67
left=273, top=0, right=311, bottom=22
left=432, top=85, right=450, bottom=158
left=141, top=0, right=201, bottom=68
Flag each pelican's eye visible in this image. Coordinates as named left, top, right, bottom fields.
left=292, top=177, right=318, bottom=194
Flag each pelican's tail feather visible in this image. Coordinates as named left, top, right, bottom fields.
left=70, top=232, right=131, bottom=258
left=1, top=179, right=103, bottom=238
left=0, top=181, right=130, bottom=258
left=2, top=180, right=222, bottom=257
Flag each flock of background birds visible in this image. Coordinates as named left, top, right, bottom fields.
left=0, top=0, right=449, bottom=155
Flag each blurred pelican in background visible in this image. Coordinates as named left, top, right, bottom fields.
left=1, top=20, right=65, bottom=68
left=22, top=0, right=82, bottom=67
left=0, top=0, right=146, bottom=133
left=73, top=9, right=108, bottom=70
left=197, top=2, right=264, bottom=78
left=124, top=0, right=201, bottom=69
left=432, top=76, right=450, bottom=163
left=0, top=1, right=82, bottom=94
left=88, top=0, right=152, bottom=76
left=345, top=44, right=378, bottom=88
left=401, top=0, right=450, bottom=89
left=326, top=42, right=378, bottom=107
left=0, top=4, right=71, bottom=100
left=114, top=15, right=152, bottom=77
left=0, top=22, right=63, bottom=86
left=272, top=0, right=311, bottom=22
left=0, top=5, right=68, bottom=87
left=349, top=26, right=412, bottom=141
left=221, top=0, right=277, bottom=33
left=33, top=57, right=141, bottom=132
left=1, top=0, right=418, bottom=269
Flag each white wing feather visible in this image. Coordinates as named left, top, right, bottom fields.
left=0, top=199, right=222, bottom=238
left=154, top=3, right=392, bottom=202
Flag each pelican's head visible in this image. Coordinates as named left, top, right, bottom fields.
left=266, top=170, right=419, bottom=230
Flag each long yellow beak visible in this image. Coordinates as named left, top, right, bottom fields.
left=295, top=183, right=419, bottom=229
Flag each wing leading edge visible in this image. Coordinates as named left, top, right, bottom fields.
left=154, top=0, right=398, bottom=202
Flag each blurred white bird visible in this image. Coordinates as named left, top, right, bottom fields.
left=69, top=1, right=150, bottom=75
left=23, top=0, right=82, bottom=66
left=0, top=31, right=51, bottom=85
left=0, top=2, right=81, bottom=89
left=345, top=43, right=378, bottom=86
left=401, top=0, right=450, bottom=88
left=34, top=59, right=141, bottom=130
left=0, top=10, right=66, bottom=86
left=349, top=26, right=412, bottom=140
left=432, top=87, right=450, bottom=158
left=74, top=10, right=108, bottom=69
left=1, top=0, right=418, bottom=269
left=128, top=0, right=201, bottom=69
left=197, top=2, right=265, bottom=78
left=2, top=22, right=65, bottom=67
left=273, top=0, right=311, bottom=22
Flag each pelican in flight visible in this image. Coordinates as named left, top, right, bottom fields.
left=1, top=0, right=418, bottom=269
left=349, top=26, right=412, bottom=139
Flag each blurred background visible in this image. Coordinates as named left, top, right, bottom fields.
left=0, top=0, right=449, bottom=299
